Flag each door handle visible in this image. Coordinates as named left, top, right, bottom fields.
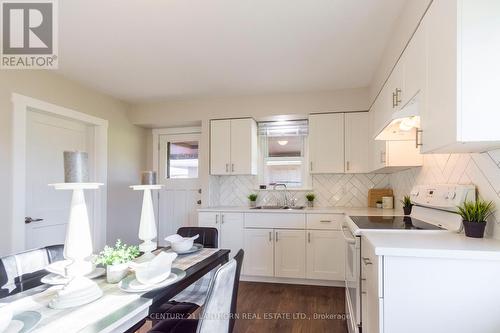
left=269, top=231, right=272, bottom=242
left=275, top=231, right=279, bottom=242
left=395, top=88, right=402, bottom=106
left=308, top=232, right=311, bottom=243
left=215, top=215, right=219, bottom=224
left=25, top=217, right=43, bottom=224
left=225, top=163, right=229, bottom=173
left=231, top=164, right=235, bottom=172
left=416, top=129, right=423, bottom=148
left=221, top=214, right=224, bottom=224
left=362, top=257, right=373, bottom=265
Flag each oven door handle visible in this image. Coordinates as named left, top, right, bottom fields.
left=341, top=225, right=356, bottom=244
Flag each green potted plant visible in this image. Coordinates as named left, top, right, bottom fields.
left=401, top=195, right=413, bottom=215
left=248, top=193, right=258, bottom=207
left=456, top=199, right=494, bottom=238
left=305, top=193, right=315, bottom=208
left=95, top=240, right=140, bottom=283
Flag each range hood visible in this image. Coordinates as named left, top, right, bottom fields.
left=375, top=95, right=420, bottom=141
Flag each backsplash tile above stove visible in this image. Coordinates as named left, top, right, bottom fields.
left=390, top=150, right=500, bottom=238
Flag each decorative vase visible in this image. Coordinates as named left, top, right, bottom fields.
left=106, top=263, right=129, bottom=283
left=403, top=205, right=413, bottom=215
left=463, top=221, right=486, bottom=238
left=307, top=201, right=314, bottom=208
left=249, top=201, right=257, bottom=208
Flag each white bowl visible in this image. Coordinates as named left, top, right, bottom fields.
left=0, top=304, right=13, bottom=333
left=165, top=234, right=199, bottom=253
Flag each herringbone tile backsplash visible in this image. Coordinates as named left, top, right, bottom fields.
left=210, top=173, right=390, bottom=207
left=208, top=149, right=500, bottom=238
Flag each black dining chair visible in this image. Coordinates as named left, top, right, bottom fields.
left=125, top=227, right=220, bottom=333
left=148, top=249, right=244, bottom=333
left=177, top=227, right=219, bottom=248
left=0, top=244, right=64, bottom=299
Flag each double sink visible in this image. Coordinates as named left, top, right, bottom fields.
left=250, top=205, right=306, bottom=210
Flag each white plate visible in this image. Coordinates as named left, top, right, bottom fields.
left=172, top=243, right=203, bottom=255
left=4, top=311, right=41, bottom=333
left=118, top=268, right=186, bottom=293
left=41, top=267, right=105, bottom=285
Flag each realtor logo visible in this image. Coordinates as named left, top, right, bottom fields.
left=1, top=0, right=58, bottom=69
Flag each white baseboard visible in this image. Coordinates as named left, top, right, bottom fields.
left=241, top=275, right=345, bottom=287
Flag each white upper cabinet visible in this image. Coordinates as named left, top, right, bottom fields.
left=309, top=113, right=345, bottom=174
left=210, top=120, right=231, bottom=175
left=422, top=0, right=500, bottom=153
left=401, top=22, right=426, bottom=108
left=374, top=0, right=500, bottom=153
left=345, top=113, right=370, bottom=173
left=371, top=140, right=423, bottom=173
left=210, top=118, right=258, bottom=175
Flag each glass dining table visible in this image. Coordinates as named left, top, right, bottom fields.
left=1, top=248, right=230, bottom=333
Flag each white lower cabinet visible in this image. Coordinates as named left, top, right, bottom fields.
left=361, top=239, right=382, bottom=333
left=243, top=228, right=274, bottom=276
left=275, top=230, right=306, bottom=279
left=200, top=211, right=345, bottom=282
left=198, top=211, right=244, bottom=258
left=306, top=230, right=345, bottom=280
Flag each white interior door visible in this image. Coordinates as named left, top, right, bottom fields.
left=158, top=132, right=201, bottom=246
left=25, top=110, right=94, bottom=249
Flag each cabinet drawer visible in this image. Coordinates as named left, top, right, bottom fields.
left=306, top=214, right=342, bottom=230
left=244, top=213, right=305, bottom=229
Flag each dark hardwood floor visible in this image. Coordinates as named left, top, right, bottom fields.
left=233, top=282, right=348, bottom=333
left=137, top=282, right=348, bottom=333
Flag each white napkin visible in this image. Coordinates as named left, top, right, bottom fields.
left=130, top=252, right=178, bottom=285
left=0, top=304, right=13, bottom=332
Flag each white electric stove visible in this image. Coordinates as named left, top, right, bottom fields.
left=342, top=184, right=476, bottom=333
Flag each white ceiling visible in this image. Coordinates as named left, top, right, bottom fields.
left=57, top=0, right=407, bottom=102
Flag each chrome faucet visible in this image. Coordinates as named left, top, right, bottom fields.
left=272, top=183, right=289, bottom=207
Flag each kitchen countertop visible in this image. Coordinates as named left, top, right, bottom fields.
left=198, top=206, right=401, bottom=216
left=363, top=231, right=500, bottom=260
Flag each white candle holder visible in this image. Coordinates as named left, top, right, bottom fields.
left=130, top=185, right=163, bottom=260
left=48, top=182, right=103, bottom=309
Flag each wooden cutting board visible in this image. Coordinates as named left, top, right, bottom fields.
left=368, top=188, right=393, bottom=207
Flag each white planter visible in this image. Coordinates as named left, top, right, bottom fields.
left=106, top=263, right=129, bottom=284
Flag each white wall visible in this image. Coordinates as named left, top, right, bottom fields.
left=128, top=88, right=370, bottom=127
left=0, top=71, right=147, bottom=255
left=130, top=88, right=370, bottom=207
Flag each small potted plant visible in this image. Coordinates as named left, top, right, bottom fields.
left=376, top=200, right=383, bottom=209
left=306, top=193, right=315, bottom=208
left=401, top=195, right=413, bottom=215
left=95, top=240, right=140, bottom=283
left=456, top=199, right=494, bottom=238
left=248, top=193, right=258, bottom=207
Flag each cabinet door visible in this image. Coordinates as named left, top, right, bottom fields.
left=243, top=229, right=274, bottom=276
left=198, top=212, right=220, bottom=231
left=210, top=120, right=231, bottom=175
left=388, top=60, right=405, bottom=111
left=306, top=230, right=345, bottom=280
left=371, top=140, right=387, bottom=171
left=309, top=113, right=345, bottom=173
left=362, top=240, right=381, bottom=333
left=220, top=213, right=244, bottom=259
left=423, top=0, right=457, bottom=153
left=402, top=22, right=426, bottom=107
left=275, top=229, right=306, bottom=279
left=345, top=113, right=370, bottom=173
left=230, top=118, right=257, bottom=175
